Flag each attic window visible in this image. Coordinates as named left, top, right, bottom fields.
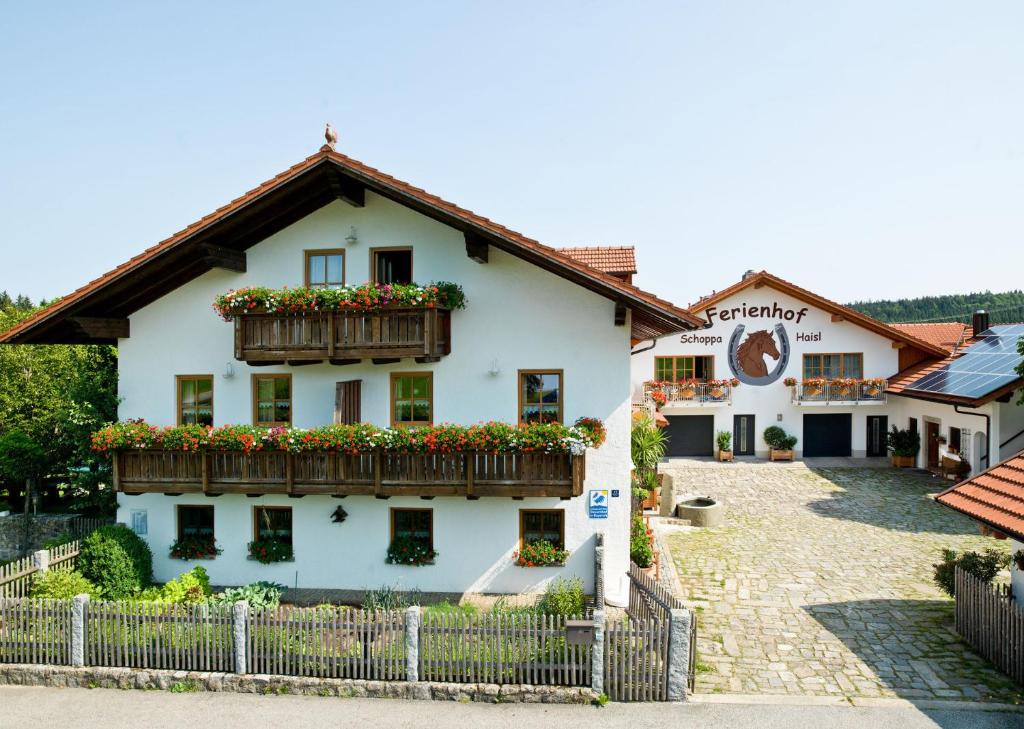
left=372, top=247, right=413, bottom=285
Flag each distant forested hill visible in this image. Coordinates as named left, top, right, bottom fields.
left=847, top=290, right=1024, bottom=324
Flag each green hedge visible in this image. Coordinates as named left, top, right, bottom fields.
left=77, top=525, right=153, bottom=599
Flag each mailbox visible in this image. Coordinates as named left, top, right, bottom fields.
left=564, top=619, right=596, bottom=646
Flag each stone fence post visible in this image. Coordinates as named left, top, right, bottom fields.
left=71, top=594, right=89, bottom=667
left=659, top=473, right=676, bottom=517
left=591, top=610, right=605, bottom=695
left=232, top=601, right=248, bottom=675
left=666, top=608, right=692, bottom=701
left=593, top=532, right=605, bottom=609
left=405, top=606, right=420, bottom=682
left=31, top=549, right=49, bottom=574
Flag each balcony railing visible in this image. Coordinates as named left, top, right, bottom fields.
left=791, top=379, right=887, bottom=405
left=112, top=449, right=584, bottom=499
left=233, top=307, right=452, bottom=365
left=642, top=381, right=733, bottom=407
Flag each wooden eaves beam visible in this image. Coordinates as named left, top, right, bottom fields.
left=325, top=168, right=365, bottom=207
left=198, top=243, right=246, bottom=273
left=465, top=233, right=489, bottom=263
left=69, top=316, right=130, bottom=340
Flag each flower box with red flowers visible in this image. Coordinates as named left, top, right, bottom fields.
left=169, top=536, right=222, bottom=561
left=514, top=539, right=569, bottom=568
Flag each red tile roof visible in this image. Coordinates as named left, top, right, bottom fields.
left=687, top=271, right=948, bottom=358
left=0, top=147, right=703, bottom=344
left=890, top=322, right=971, bottom=353
left=558, top=246, right=637, bottom=276
left=936, top=451, right=1024, bottom=541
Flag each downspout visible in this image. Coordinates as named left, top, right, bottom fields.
left=954, top=405, right=991, bottom=469
left=630, top=339, right=657, bottom=356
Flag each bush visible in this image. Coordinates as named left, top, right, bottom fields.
left=159, top=566, right=212, bottom=604
left=77, top=524, right=153, bottom=599
left=715, top=430, right=732, bottom=452
left=362, top=584, right=422, bottom=611
left=30, top=569, right=103, bottom=599
left=536, top=576, right=585, bottom=616
left=763, top=426, right=797, bottom=451
left=212, top=581, right=286, bottom=610
left=632, top=416, right=667, bottom=473
left=933, top=548, right=1009, bottom=597
left=42, top=532, right=75, bottom=550
left=630, top=513, right=654, bottom=568
left=887, top=425, right=921, bottom=457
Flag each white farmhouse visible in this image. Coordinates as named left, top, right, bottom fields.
left=630, top=271, right=1024, bottom=470
left=0, top=141, right=701, bottom=605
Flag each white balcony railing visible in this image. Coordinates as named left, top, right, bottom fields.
left=643, top=381, right=734, bottom=408
left=790, top=379, right=887, bottom=405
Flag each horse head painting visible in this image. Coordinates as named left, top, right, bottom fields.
left=736, top=329, right=781, bottom=378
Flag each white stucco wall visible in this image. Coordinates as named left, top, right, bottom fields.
left=998, top=393, right=1024, bottom=460
left=115, top=193, right=633, bottom=602
left=630, top=285, right=900, bottom=457
left=888, top=395, right=996, bottom=473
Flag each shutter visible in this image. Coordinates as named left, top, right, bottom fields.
left=334, top=380, right=362, bottom=424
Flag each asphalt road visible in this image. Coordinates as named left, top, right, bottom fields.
left=0, top=687, right=1021, bottom=729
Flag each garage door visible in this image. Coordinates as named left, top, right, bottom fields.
left=664, top=415, right=714, bottom=457
left=803, top=414, right=852, bottom=457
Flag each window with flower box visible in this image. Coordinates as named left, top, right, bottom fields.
left=178, top=505, right=214, bottom=541
left=252, top=374, right=292, bottom=426
left=176, top=375, right=213, bottom=426
left=802, top=353, right=863, bottom=380
left=391, top=509, right=433, bottom=551
left=519, top=370, right=563, bottom=424
left=653, top=356, right=713, bottom=382
left=390, top=372, right=433, bottom=426
left=304, top=249, right=345, bottom=289
left=520, top=510, right=564, bottom=550
left=250, top=506, right=293, bottom=563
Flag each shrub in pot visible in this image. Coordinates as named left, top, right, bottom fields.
left=764, top=426, right=797, bottom=461
left=887, top=425, right=920, bottom=467
left=716, top=430, right=733, bottom=462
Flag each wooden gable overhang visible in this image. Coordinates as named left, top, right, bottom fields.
left=1, top=147, right=703, bottom=345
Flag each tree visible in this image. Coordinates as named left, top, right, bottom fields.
left=0, top=298, right=117, bottom=513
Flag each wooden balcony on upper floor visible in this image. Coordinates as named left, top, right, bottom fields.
left=233, top=307, right=452, bottom=365
left=112, top=449, right=584, bottom=499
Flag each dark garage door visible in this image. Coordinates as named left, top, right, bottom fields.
left=664, top=415, right=714, bottom=457
left=803, top=413, right=852, bottom=457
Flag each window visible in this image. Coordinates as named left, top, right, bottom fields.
left=909, top=417, right=918, bottom=435
left=253, top=506, right=292, bottom=545
left=391, top=508, right=433, bottom=551
left=177, top=505, right=214, bottom=541
left=653, top=356, right=714, bottom=382
left=371, top=247, right=413, bottom=285
left=802, top=353, right=863, bottom=379
left=176, top=375, right=213, bottom=426
left=520, top=510, right=564, bottom=550
left=949, top=427, right=962, bottom=454
left=304, top=249, right=345, bottom=289
left=519, top=370, right=563, bottom=424
left=252, top=374, right=292, bottom=426
left=390, top=372, right=433, bottom=426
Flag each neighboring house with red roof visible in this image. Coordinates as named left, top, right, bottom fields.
left=0, top=137, right=702, bottom=604
left=936, top=450, right=1024, bottom=599
left=629, top=270, right=1024, bottom=470
left=559, top=246, right=637, bottom=284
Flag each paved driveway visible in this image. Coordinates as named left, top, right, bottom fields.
left=659, top=461, right=1021, bottom=702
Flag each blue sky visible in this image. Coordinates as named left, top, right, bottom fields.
left=1, top=2, right=1021, bottom=307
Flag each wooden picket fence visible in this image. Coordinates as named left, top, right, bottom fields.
left=0, top=598, right=72, bottom=665
left=85, top=601, right=234, bottom=672
left=248, top=606, right=405, bottom=680
left=419, top=611, right=590, bottom=686
left=955, top=567, right=1024, bottom=684
left=605, top=617, right=669, bottom=701
left=0, top=517, right=113, bottom=598
left=0, top=558, right=38, bottom=599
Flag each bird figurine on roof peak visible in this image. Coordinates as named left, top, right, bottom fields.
left=324, top=123, right=338, bottom=150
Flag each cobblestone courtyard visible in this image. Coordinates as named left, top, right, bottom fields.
left=660, top=462, right=1021, bottom=702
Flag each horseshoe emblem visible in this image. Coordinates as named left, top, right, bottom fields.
left=728, top=323, right=790, bottom=386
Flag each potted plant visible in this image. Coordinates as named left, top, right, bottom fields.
left=386, top=536, right=437, bottom=566
left=514, top=539, right=569, bottom=567
left=169, top=535, right=222, bottom=560
left=862, top=377, right=885, bottom=398
left=764, top=425, right=797, bottom=461
left=783, top=377, right=797, bottom=387
left=802, top=378, right=826, bottom=398
left=632, top=415, right=667, bottom=511
left=677, top=378, right=698, bottom=399
left=716, top=430, right=733, bottom=462
left=650, top=388, right=668, bottom=410
left=887, top=425, right=920, bottom=468
left=831, top=378, right=857, bottom=398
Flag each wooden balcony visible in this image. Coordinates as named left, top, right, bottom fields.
left=233, top=307, right=452, bottom=365
left=112, top=450, right=585, bottom=499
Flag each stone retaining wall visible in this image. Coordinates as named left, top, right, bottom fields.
left=0, top=664, right=599, bottom=704
left=0, top=515, right=82, bottom=562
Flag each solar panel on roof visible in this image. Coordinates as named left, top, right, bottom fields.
left=905, top=325, right=1024, bottom=399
